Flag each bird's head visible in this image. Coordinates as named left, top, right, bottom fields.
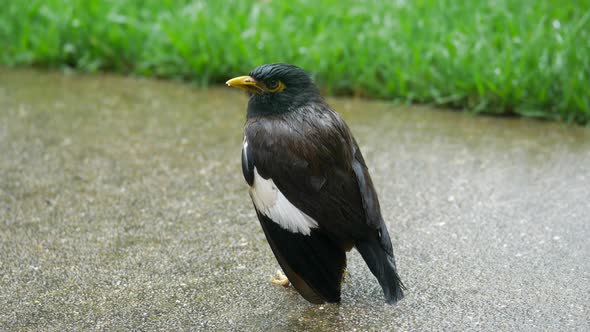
left=226, top=63, right=321, bottom=117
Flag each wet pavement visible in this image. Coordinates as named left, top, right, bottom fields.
left=0, top=68, right=589, bottom=331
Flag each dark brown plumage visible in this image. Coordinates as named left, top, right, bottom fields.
left=227, top=63, right=405, bottom=304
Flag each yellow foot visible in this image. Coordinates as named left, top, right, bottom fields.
left=271, top=270, right=290, bottom=287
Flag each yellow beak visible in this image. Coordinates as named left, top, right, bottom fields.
left=225, top=75, right=263, bottom=94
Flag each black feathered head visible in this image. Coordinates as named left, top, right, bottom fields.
left=226, top=63, right=321, bottom=117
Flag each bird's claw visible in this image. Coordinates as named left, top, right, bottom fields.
left=271, top=270, right=290, bottom=287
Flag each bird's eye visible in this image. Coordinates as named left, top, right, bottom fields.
left=267, top=80, right=279, bottom=90
left=265, top=79, right=285, bottom=92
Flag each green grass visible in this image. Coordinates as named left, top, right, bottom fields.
left=1, top=0, right=589, bottom=124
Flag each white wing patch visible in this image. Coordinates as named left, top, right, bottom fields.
left=249, top=167, right=318, bottom=235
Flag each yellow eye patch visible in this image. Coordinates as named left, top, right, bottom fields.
left=266, top=80, right=286, bottom=93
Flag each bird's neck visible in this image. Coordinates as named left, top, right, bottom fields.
left=246, top=96, right=290, bottom=118
left=246, top=92, right=322, bottom=119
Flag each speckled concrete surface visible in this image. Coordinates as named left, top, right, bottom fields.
left=1, top=69, right=589, bottom=331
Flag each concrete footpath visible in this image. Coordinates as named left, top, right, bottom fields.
left=1, top=69, right=588, bottom=331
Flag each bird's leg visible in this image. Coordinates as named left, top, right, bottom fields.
left=271, top=269, right=290, bottom=287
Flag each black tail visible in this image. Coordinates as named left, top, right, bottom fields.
left=356, top=238, right=405, bottom=304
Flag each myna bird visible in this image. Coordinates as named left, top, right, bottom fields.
left=226, top=63, right=405, bottom=304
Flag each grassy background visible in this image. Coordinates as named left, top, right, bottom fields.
left=1, top=0, right=589, bottom=124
